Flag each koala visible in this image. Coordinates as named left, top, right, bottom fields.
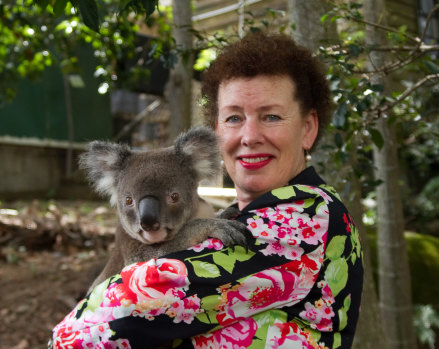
left=79, top=126, right=247, bottom=291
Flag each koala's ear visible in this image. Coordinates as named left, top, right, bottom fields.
left=79, top=141, right=131, bottom=206
left=174, top=126, right=220, bottom=180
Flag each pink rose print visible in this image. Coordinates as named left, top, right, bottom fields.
left=299, top=301, right=334, bottom=331
left=120, top=258, right=189, bottom=302
left=165, top=295, right=203, bottom=324
left=53, top=322, right=130, bottom=349
left=261, top=240, right=287, bottom=257
left=192, top=318, right=258, bottom=349
left=270, top=321, right=327, bottom=349
left=188, top=238, right=224, bottom=252
left=217, top=264, right=307, bottom=325
left=247, top=217, right=277, bottom=241
left=292, top=213, right=327, bottom=246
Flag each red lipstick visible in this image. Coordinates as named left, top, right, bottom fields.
left=238, top=154, right=273, bottom=170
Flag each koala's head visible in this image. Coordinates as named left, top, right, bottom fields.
left=79, top=126, right=220, bottom=244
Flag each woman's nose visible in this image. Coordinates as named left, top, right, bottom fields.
left=241, top=118, right=264, bottom=146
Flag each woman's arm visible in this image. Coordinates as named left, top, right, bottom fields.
left=51, top=184, right=362, bottom=349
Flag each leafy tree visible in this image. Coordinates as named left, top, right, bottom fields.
left=0, top=0, right=158, bottom=105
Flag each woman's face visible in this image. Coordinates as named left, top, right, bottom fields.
left=216, top=75, right=318, bottom=209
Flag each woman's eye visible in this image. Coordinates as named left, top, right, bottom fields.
left=265, top=114, right=281, bottom=122
left=225, top=115, right=242, bottom=123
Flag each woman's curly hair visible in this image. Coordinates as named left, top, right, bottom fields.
left=201, top=31, right=332, bottom=148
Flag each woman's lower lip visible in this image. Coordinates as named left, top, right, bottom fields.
left=239, top=158, right=272, bottom=170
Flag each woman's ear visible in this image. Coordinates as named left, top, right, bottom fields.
left=302, top=109, right=319, bottom=150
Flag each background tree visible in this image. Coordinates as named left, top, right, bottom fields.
left=165, top=0, right=194, bottom=141
left=364, top=0, right=418, bottom=347
left=320, top=1, right=439, bottom=347
left=288, top=1, right=387, bottom=348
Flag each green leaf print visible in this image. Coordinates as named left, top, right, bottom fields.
left=326, top=258, right=349, bottom=297
left=272, top=186, right=295, bottom=199
left=85, top=275, right=119, bottom=313
left=303, top=198, right=315, bottom=209
left=333, top=332, right=342, bottom=349
left=252, top=310, right=288, bottom=349
left=295, top=185, right=318, bottom=196
left=320, top=184, right=342, bottom=201
left=338, top=294, right=351, bottom=331
left=190, top=261, right=221, bottom=278
left=212, top=252, right=237, bottom=274
left=233, top=245, right=256, bottom=261
left=197, top=294, right=221, bottom=324
left=351, top=252, right=357, bottom=265
left=326, top=236, right=347, bottom=261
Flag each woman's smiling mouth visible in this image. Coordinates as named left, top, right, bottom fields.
left=238, top=154, right=273, bottom=169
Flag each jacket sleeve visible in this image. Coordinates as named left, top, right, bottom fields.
left=50, top=184, right=357, bottom=349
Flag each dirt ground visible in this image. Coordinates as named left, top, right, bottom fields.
left=0, top=200, right=117, bottom=349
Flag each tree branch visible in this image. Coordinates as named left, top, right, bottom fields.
left=370, top=73, right=439, bottom=119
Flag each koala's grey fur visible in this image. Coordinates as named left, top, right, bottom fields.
left=79, top=126, right=247, bottom=291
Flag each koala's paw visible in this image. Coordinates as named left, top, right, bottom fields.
left=216, top=206, right=240, bottom=220
left=210, top=219, right=251, bottom=251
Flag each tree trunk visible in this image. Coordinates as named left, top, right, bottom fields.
left=288, top=1, right=387, bottom=348
left=350, top=172, right=389, bottom=349
left=288, top=0, right=337, bottom=50
left=165, top=0, right=193, bottom=142
left=364, top=0, right=418, bottom=348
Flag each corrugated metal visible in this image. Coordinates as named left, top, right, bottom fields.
left=0, top=45, right=112, bottom=142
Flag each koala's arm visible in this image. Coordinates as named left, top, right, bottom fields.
left=150, top=216, right=250, bottom=258
left=87, top=242, right=125, bottom=292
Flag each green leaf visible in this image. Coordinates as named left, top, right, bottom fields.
left=326, top=258, right=349, bottom=297
left=370, top=83, right=384, bottom=92
left=77, top=0, right=100, bottom=32
left=272, top=186, right=295, bottom=199
left=190, top=261, right=221, bottom=278
left=140, top=0, right=158, bottom=17
left=334, top=132, right=343, bottom=148
left=212, top=252, right=236, bottom=274
left=425, top=61, right=439, bottom=74
left=326, top=236, right=347, bottom=261
left=369, top=128, right=384, bottom=149
left=53, top=0, right=68, bottom=16
left=333, top=102, right=347, bottom=129
left=347, top=44, right=361, bottom=58
left=320, top=13, right=329, bottom=23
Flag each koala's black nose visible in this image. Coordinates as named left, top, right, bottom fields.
left=139, top=196, right=161, bottom=231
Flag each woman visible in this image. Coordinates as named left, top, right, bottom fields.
left=51, top=32, right=363, bottom=349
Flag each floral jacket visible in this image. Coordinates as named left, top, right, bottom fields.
left=51, top=167, right=363, bottom=349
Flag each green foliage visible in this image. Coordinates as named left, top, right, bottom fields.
left=0, top=0, right=160, bottom=105
left=418, top=176, right=439, bottom=214
left=367, top=231, right=439, bottom=305
left=413, top=305, right=439, bottom=349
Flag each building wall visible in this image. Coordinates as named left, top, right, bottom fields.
left=0, top=140, right=91, bottom=200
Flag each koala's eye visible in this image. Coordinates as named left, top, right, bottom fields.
left=125, top=196, right=134, bottom=206
left=169, top=192, right=180, bottom=203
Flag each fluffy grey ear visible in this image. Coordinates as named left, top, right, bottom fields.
left=174, top=126, right=220, bottom=180
left=78, top=141, right=131, bottom=206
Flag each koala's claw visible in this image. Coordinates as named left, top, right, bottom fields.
left=209, top=219, right=251, bottom=252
